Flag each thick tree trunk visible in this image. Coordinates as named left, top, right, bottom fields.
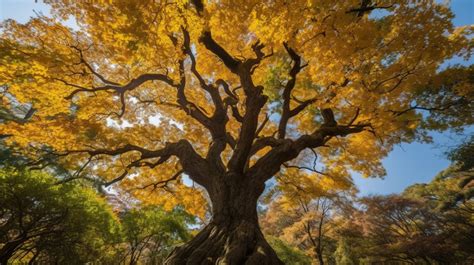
left=165, top=176, right=283, bottom=265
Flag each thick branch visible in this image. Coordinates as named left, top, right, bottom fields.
left=228, top=84, right=267, bottom=173
left=248, top=136, right=286, bottom=160
left=190, top=0, right=204, bottom=15
left=195, top=36, right=268, bottom=172
left=199, top=31, right=240, bottom=73
left=278, top=43, right=304, bottom=139
left=290, top=98, right=316, bottom=117
left=65, top=140, right=212, bottom=187
left=216, top=79, right=244, bottom=123
left=248, top=119, right=369, bottom=182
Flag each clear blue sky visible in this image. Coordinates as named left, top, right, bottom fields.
left=1, top=0, right=473, bottom=195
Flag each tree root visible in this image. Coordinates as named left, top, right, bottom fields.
left=164, top=220, right=283, bottom=265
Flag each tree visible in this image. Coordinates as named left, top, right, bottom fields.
left=265, top=196, right=335, bottom=264
left=444, top=134, right=474, bottom=204
left=261, top=169, right=351, bottom=264
left=120, top=206, right=195, bottom=265
left=402, top=140, right=474, bottom=263
left=447, top=134, right=474, bottom=172
left=358, top=195, right=448, bottom=264
left=0, top=167, right=121, bottom=264
left=0, top=0, right=472, bottom=263
left=403, top=181, right=474, bottom=264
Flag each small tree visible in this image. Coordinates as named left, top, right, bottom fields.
left=120, top=206, right=195, bottom=265
left=261, top=170, right=350, bottom=264
left=0, top=168, right=120, bottom=264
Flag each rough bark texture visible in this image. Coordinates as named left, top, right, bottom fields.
left=164, top=177, right=283, bottom=265
left=165, top=220, right=282, bottom=265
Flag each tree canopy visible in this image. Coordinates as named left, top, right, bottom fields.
left=0, top=167, right=121, bottom=264
left=0, top=0, right=472, bottom=263
left=120, top=206, right=196, bottom=264
left=0, top=157, right=199, bottom=265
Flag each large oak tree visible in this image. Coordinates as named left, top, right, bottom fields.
left=0, top=0, right=472, bottom=264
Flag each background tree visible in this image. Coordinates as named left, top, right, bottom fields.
left=0, top=167, right=121, bottom=264
left=0, top=0, right=472, bottom=263
left=120, top=206, right=195, bottom=265
left=444, top=134, right=474, bottom=203
left=358, top=195, right=449, bottom=264
left=402, top=137, right=474, bottom=264
left=262, top=133, right=474, bottom=265
left=261, top=169, right=351, bottom=264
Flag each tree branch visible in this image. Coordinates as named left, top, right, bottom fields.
left=278, top=42, right=304, bottom=139
left=182, top=28, right=227, bottom=128
left=69, top=45, right=120, bottom=86
left=390, top=98, right=467, bottom=117
left=198, top=31, right=240, bottom=73
left=129, top=170, right=184, bottom=192
left=64, top=73, right=176, bottom=100
left=248, top=115, right=370, bottom=182
left=347, top=0, right=394, bottom=17
left=64, top=140, right=212, bottom=187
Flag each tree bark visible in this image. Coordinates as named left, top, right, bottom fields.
left=164, top=175, right=283, bottom=265
left=315, top=247, right=324, bottom=265
left=316, top=213, right=325, bottom=265
left=0, top=240, right=23, bottom=265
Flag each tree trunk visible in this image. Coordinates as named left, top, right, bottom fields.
left=164, top=175, right=283, bottom=265
left=0, top=240, right=22, bottom=265
left=315, top=248, right=324, bottom=265
left=0, top=254, right=10, bottom=265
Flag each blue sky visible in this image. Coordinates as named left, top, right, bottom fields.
left=353, top=0, right=473, bottom=195
left=1, top=1, right=473, bottom=195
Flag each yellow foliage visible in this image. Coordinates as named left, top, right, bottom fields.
left=1, top=0, right=471, bottom=217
